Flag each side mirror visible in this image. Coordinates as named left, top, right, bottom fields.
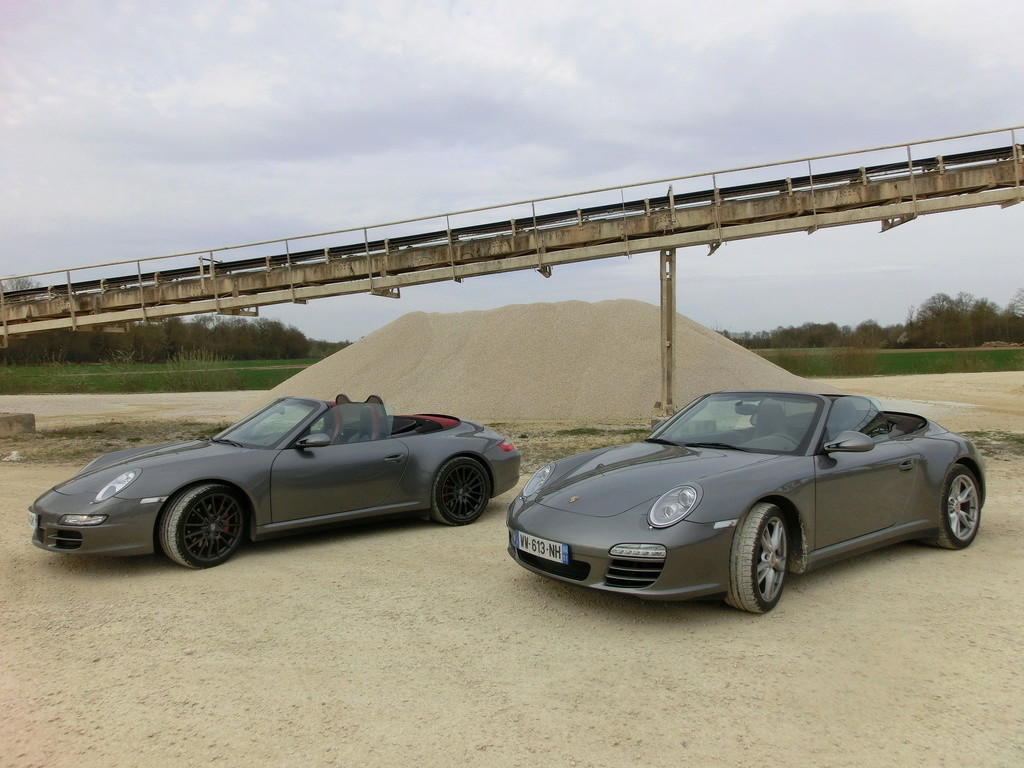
left=295, top=433, right=331, bottom=449
left=823, top=430, right=874, bottom=453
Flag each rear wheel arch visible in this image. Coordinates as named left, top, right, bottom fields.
left=442, top=452, right=496, bottom=495
left=953, top=458, right=985, bottom=506
left=429, top=455, right=493, bottom=525
left=923, top=463, right=982, bottom=550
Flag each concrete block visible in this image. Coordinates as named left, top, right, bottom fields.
left=0, top=413, right=36, bottom=437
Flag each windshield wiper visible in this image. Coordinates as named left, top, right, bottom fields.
left=645, top=437, right=680, bottom=446
left=682, top=441, right=750, bottom=452
left=211, top=437, right=244, bottom=447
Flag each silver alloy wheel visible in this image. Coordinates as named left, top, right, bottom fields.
left=757, top=518, right=787, bottom=602
left=946, top=473, right=980, bottom=541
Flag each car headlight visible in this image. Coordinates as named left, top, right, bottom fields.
left=648, top=484, right=703, bottom=528
left=94, top=470, right=140, bottom=503
left=522, top=463, right=554, bottom=497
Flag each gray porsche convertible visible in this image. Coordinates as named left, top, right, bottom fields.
left=30, top=396, right=519, bottom=568
left=507, top=391, right=985, bottom=613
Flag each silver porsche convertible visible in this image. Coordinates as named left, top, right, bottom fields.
left=30, top=396, right=520, bottom=568
left=507, top=391, right=985, bottom=613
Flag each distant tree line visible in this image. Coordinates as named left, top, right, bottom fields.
left=722, top=289, right=1024, bottom=350
left=0, top=315, right=350, bottom=364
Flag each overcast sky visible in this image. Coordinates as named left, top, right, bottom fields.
left=2, top=0, right=1022, bottom=341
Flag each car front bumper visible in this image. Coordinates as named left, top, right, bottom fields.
left=506, top=500, right=736, bottom=601
left=30, top=490, right=162, bottom=557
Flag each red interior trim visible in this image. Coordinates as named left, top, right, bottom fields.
left=407, top=414, right=461, bottom=429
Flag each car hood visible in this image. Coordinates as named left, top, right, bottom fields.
left=55, top=439, right=244, bottom=495
left=534, top=441, right=782, bottom=517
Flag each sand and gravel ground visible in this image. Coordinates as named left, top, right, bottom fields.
left=1, top=373, right=1022, bottom=768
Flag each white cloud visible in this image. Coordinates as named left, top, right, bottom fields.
left=145, top=63, right=286, bottom=113
left=1, top=0, right=1022, bottom=340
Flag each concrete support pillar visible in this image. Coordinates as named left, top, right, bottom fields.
left=659, top=248, right=676, bottom=415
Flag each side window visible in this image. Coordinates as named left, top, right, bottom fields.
left=777, top=398, right=819, bottom=442
left=826, top=397, right=891, bottom=442
left=300, top=408, right=340, bottom=445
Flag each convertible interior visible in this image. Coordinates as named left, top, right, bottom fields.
left=671, top=394, right=930, bottom=454
left=822, top=395, right=928, bottom=442
left=389, top=414, right=462, bottom=435
left=321, top=394, right=462, bottom=443
left=881, top=411, right=928, bottom=438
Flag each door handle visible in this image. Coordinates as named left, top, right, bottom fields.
left=383, top=454, right=405, bottom=464
left=898, top=459, right=915, bottom=471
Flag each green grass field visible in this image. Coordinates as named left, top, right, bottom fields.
left=1, top=348, right=1021, bottom=395
left=758, top=347, right=1024, bottom=378
left=0, top=359, right=316, bottom=394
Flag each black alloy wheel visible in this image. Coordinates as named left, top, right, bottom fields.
left=159, top=483, right=245, bottom=568
left=430, top=457, right=492, bottom=525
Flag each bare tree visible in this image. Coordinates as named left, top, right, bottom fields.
left=1, top=276, right=40, bottom=293
left=1009, top=288, right=1024, bottom=318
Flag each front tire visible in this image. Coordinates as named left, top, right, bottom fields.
left=726, top=502, right=788, bottom=614
left=158, top=483, right=245, bottom=568
left=926, top=465, right=981, bottom=550
left=429, top=457, right=491, bottom=525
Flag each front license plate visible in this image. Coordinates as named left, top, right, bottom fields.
left=514, top=530, right=570, bottom=565
left=28, top=511, right=38, bottom=529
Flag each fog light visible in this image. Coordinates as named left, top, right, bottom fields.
left=609, top=543, right=666, bottom=559
left=58, top=514, right=108, bottom=526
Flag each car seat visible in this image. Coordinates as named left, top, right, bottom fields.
left=752, top=401, right=787, bottom=439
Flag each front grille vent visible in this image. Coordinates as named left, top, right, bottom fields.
left=604, top=557, right=664, bottom=588
left=518, top=551, right=591, bottom=581
left=49, top=529, right=83, bottom=550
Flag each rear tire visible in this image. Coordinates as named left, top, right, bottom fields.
left=158, top=483, right=245, bottom=568
left=429, top=457, right=491, bottom=525
left=726, top=503, right=788, bottom=614
left=925, top=465, right=981, bottom=550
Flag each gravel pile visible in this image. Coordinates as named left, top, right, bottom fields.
left=256, top=299, right=834, bottom=420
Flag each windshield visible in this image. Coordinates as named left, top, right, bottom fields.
left=215, top=398, right=323, bottom=448
left=651, top=392, right=823, bottom=455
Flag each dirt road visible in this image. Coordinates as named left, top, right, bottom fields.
left=2, top=374, right=1022, bottom=767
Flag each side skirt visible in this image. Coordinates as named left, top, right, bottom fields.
left=803, top=519, right=937, bottom=572
left=253, top=501, right=425, bottom=541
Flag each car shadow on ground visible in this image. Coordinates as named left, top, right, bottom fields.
left=37, top=550, right=168, bottom=579
left=248, top=514, right=432, bottom=557
left=237, top=495, right=516, bottom=562
left=507, top=538, right=945, bottom=622
left=31, top=502, right=508, bottom=577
